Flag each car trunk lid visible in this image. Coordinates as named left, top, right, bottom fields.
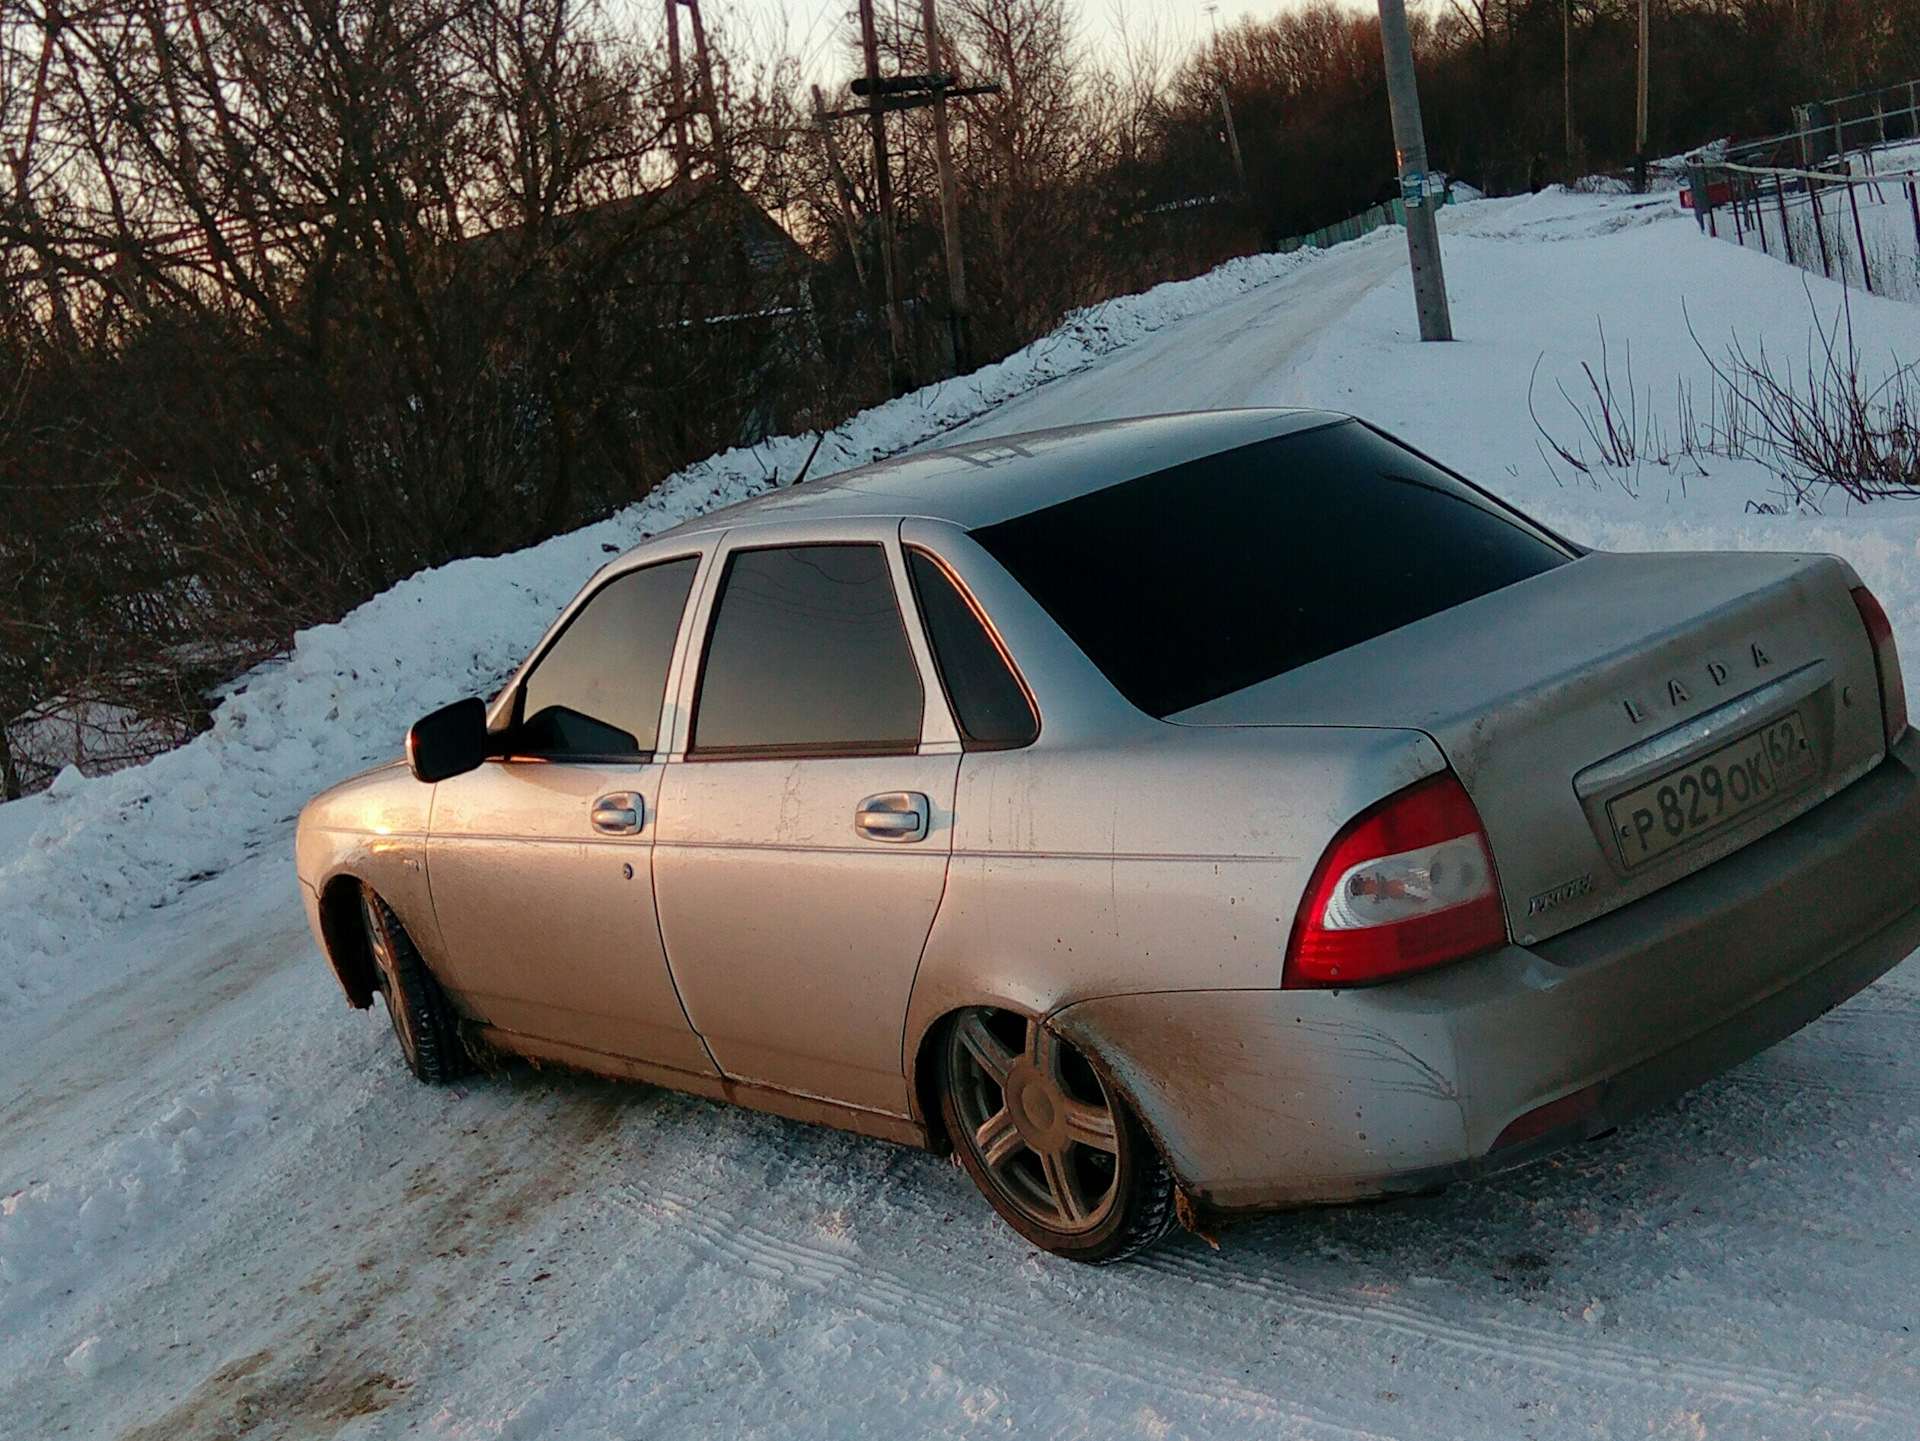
left=1171, top=551, right=1888, bottom=943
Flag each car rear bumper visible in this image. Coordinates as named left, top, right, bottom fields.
left=1050, top=731, right=1920, bottom=1215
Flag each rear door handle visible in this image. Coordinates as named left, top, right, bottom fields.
left=591, top=792, right=644, bottom=835
left=856, top=792, right=930, bottom=843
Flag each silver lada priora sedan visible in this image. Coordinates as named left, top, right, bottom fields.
left=297, top=409, right=1920, bottom=1262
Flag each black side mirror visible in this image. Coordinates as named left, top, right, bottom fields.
left=406, top=697, right=490, bottom=783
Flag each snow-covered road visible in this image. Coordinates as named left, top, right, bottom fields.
left=6, top=190, right=1920, bottom=1439
left=944, top=233, right=1405, bottom=437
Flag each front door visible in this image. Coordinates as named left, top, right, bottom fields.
left=653, top=539, right=958, bottom=1117
left=426, top=555, right=717, bottom=1079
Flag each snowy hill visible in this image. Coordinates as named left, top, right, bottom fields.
left=5, top=188, right=1920, bottom=1438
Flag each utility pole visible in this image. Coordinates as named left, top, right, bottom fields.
left=1217, top=83, right=1247, bottom=195
left=812, top=83, right=870, bottom=289
left=857, top=0, right=910, bottom=392
left=665, top=0, right=728, bottom=183
left=1562, top=0, right=1572, bottom=164
left=920, top=0, right=970, bottom=373
left=1203, top=5, right=1244, bottom=195
left=1375, top=0, right=1452, bottom=341
left=683, top=0, right=728, bottom=181
left=1635, top=0, right=1650, bottom=190
left=665, top=0, right=689, bottom=179
left=822, top=8, right=999, bottom=385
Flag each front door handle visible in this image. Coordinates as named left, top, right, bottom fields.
left=591, top=792, right=644, bottom=835
left=856, top=792, right=930, bottom=843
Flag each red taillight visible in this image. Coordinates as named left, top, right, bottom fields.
left=1284, top=771, right=1508, bottom=988
left=1851, top=585, right=1909, bottom=749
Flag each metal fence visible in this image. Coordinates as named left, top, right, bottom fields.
left=1272, top=189, right=1451, bottom=255
left=1759, top=80, right=1920, bottom=169
left=1686, top=155, right=1920, bottom=301
left=1681, top=79, right=1920, bottom=302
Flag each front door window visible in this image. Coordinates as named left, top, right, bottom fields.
left=517, top=556, right=698, bottom=758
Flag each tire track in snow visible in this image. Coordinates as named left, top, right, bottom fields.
left=1140, top=1248, right=1915, bottom=1430
left=613, top=1175, right=1917, bottom=1436
left=1716, top=1003, right=1920, bottom=1105
left=612, top=1181, right=1403, bottom=1441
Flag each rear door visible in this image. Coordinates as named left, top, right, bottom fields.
left=426, top=553, right=718, bottom=1078
left=652, top=525, right=959, bottom=1118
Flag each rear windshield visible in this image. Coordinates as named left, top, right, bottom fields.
left=970, top=420, right=1572, bottom=718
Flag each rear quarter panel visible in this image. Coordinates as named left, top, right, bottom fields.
left=901, top=725, right=1447, bottom=1081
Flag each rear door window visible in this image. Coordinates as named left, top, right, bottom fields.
left=690, top=544, right=924, bottom=757
left=970, top=420, right=1572, bottom=718
left=517, top=557, right=699, bottom=758
left=906, top=548, right=1038, bottom=749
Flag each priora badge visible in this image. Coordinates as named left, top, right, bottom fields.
left=1527, top=873, right=1593, bottom=916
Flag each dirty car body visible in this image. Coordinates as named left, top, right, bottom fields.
left=296, top=409, right=1920, bottom=1253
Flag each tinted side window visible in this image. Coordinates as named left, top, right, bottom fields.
left=906, top=548, right=1038, bottom=749
left=971, top=421, right=1571, bottom=718
left=691, top=544, right=924, bottom=757
left=518, top=557, right=699, bottom=758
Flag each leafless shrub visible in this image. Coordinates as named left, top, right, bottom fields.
left=1689, top=294, right=1920, bottom=505
left=1533, top=295, right=1920, bottom=513
left=1529, top=322, right=1695, bottom=497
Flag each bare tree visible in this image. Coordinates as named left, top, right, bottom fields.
left=0, top=0, right=827, bottom=785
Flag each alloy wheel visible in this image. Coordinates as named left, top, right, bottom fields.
left=946, top=1008, right=1122, bottom=1234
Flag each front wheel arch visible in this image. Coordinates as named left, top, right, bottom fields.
left=318, top=874, right=379, bottom=1009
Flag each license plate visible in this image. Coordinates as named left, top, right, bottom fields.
left=1606, top=711, right=1818, bottom=869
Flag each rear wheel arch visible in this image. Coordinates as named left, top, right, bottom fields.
left=1040, top=1007, right=1199, bottom=1201
left=912, top=1003, right=1183, bottom=1175
left=910, top=1002, right=1060, bottom=1152
left=912, top=1012, right=960, bottom=1154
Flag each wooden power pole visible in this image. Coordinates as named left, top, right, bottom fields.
left=1635, top=0, right=1650, bottom=188
left=819, top=3, right=999, bottom=385
left=1218, top=83, right=1248, bottom=194
left=1375, top=0, right=1452, bottom=341
left=812, top=84, right=870, bottom=289
left=920, top=0, right=971, bottom=372
left=665, top=0, right=729, bottom=183
left=857, top=0, right=911, bottom=392
left=666, top=0, right=690, bottom=179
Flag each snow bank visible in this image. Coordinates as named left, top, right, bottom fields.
left=0, top=245, right=1319, bottom=1015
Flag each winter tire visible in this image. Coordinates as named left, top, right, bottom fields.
left=939, top=1007, right=1178, bottom=1263
left=360, top=884, right=474, bottom=1084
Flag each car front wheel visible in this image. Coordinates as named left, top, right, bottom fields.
left=938, top=1007, right=1178, bottom=1263
left=359, top=885, right=473, bottom=1084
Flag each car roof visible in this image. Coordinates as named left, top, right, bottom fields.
left=630, top=408, right=1345, bottom=552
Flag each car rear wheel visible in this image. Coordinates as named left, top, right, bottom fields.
left=359, top=885, right=473, bottom=1084
left=938, top=1007, right=1178, bottom=1263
